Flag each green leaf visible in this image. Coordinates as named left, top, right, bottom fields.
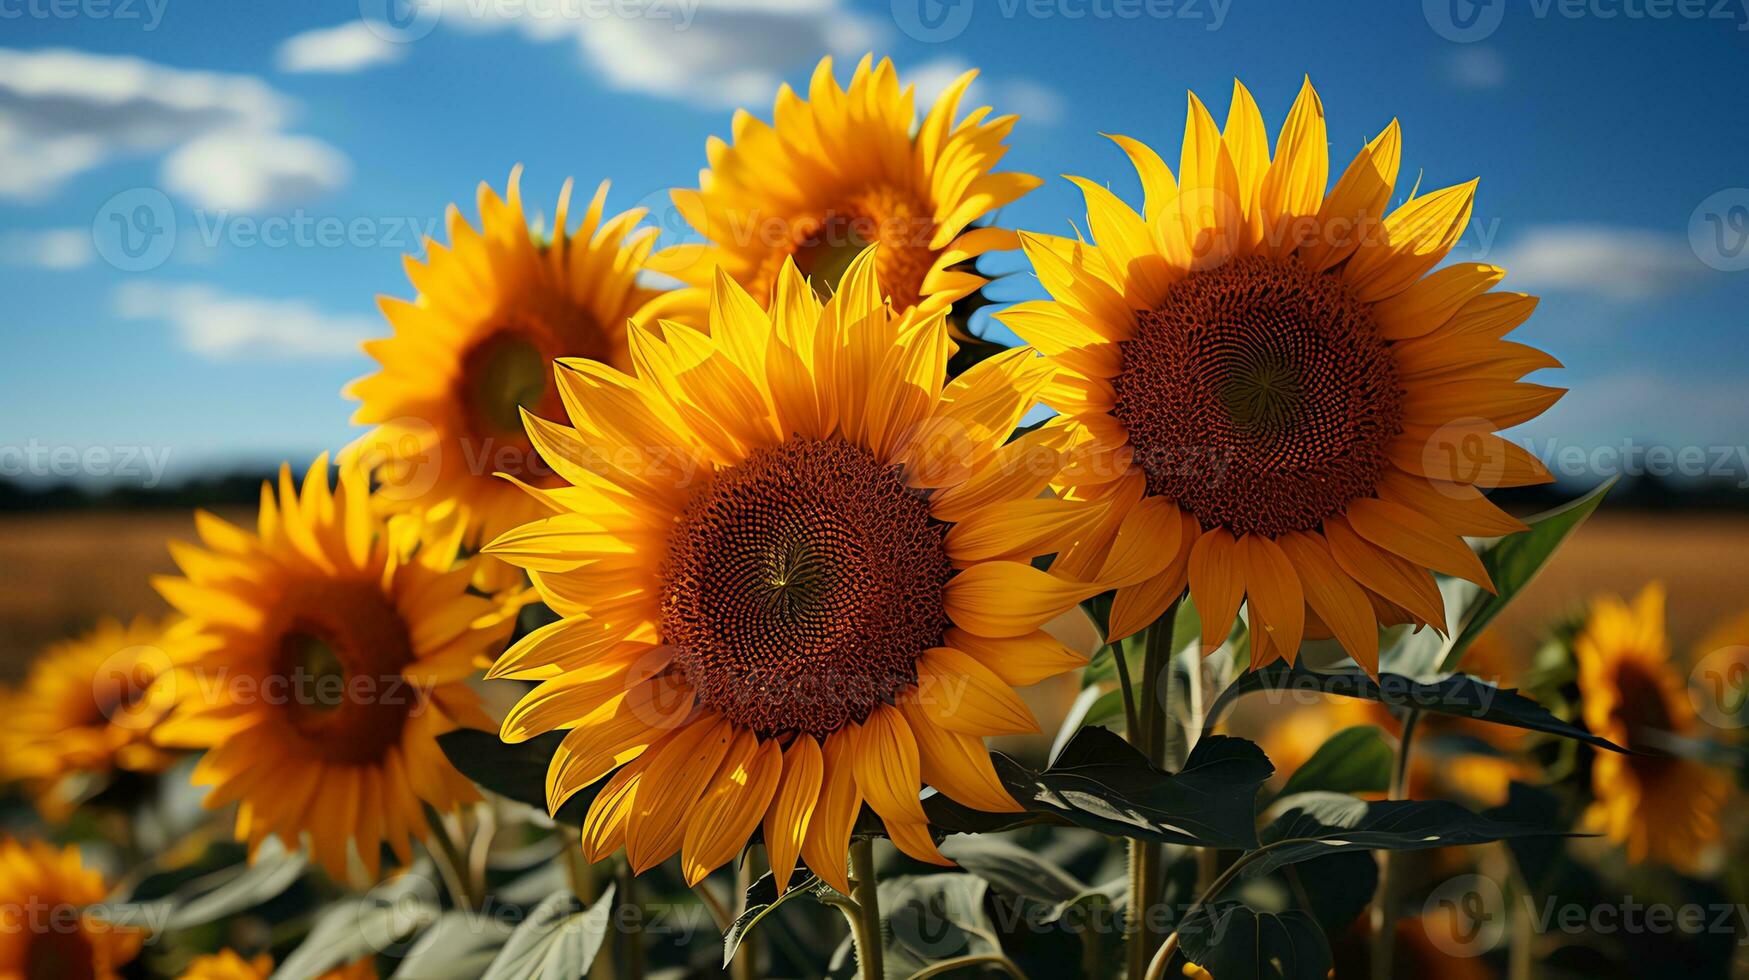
left=437, top=729, right=592, bottom=826
left=881, top=873, right=999, bottom=970
left=1278, top=852, right=1378, bottom=936
left=273, top=868, right=442, bottom=980
left=1204, top=661, right=1625, bottom=753
left=96, top=837, right=306, bottom=933
left=480, top=884, right=616, bottom=980
left=941, top=838, right=1085, bottom=906
left=1276, top=726, right=1392, bottom=799
left=1049, top=685, right=1112, bottom=765
left=1241, top=792, right=1566, bottom=879
left=1439, top=479, right=1615, bottom=673
left=1177, top=901, right=1331, bottom=980
left=1380, top=577, right=1479, bottom=679
left=722, top=872, right=823, bottom=968
left=395, top=910, right=515, bottom=979
left=924, top=728, right=1273, bottom=849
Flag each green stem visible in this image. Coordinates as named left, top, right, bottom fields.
left=1126, top=839, right=1152, bottom=980
left=619, top=860, right=645, bottom=980
left=560, top=834, right=595, bottom=903
left=694, top=880, right=733, bottom=932
left=1111, top=642, right=1141, bottom=740
left=905, top=952, right=1031, bottom=979
left=1370, top=708, right=1421, bottom=980
left=1145, top=847, right=1257, bottom=980
left=1508, top=865, right=1534, bottom=980
left=732, top=859, right=759, bottom=980
left=1146, top=613, right=1175, bottom=767
left=466, top=803, right=497, bottom=904
left=849, top=838, right=884, bottom=980
left=426, top=815, right=480, bottom=911
left=1127, top=601, right=1181, bottom=980
left=1154, top=799, right=1477, bottom=980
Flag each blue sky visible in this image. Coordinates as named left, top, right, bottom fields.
left=3, top=0, right=1747, bottom=488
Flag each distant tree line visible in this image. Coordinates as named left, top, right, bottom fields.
left=3, top=472, right=1747, bottom=514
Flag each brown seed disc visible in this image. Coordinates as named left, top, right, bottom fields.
left=1114, top=255, right=1404, bottom=536
left=660, top=437, right=951, bottom=738
left=267, top=578, right=417, bottom=765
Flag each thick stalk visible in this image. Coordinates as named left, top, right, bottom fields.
left=619, top=860, right=645, bottom=980
left=1370, top=709, right=1421, bottom=980
left=849, top=838, right=885, bottom=980
left=1126, top=603, right=1180, bottom=980
left=1491, top=844, right=1534, bottom=980
left=731, top=859, right=759, bottom=980
left=1111, top=642, right=1141, bottom=739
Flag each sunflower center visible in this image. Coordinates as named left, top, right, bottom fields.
left=1611, top=656, right=1678, bottom=738
left=25, top=923, right=96, bottom=980
left=1114, top=255, right=1404, bottom=537
left=464, top=332, right=550, bottom=437
left=269, top=581, right=417, bottom=764
left=660, top=437, right=951, bottom=739
left=786, top=185, right=938, bottom=310
left=458, top=301, right=602, bottom=487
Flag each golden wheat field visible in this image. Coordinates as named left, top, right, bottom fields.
left=7, top=507, right=1744, bottom=681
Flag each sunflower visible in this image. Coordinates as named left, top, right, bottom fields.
left=176, top=949, right=375, bottom=980
left=1, top=616, right=180, bottom=811
left=1001, top=79, right=1563, bottom=671
left=346, top=167, right=661, bottom=586
left=1576, top=584, right=1729, bottom=871
left=483, top=250, right=1097, bottom=893
left=645, top=55, right=1040, bottom=335
left=0, top=837, right=145, bottom=980
left=151, top=455, right=514, bottom=881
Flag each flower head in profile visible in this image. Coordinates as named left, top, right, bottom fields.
left=152, top=456, right=515, bottom=880
left=646, top=55, right=1040, bottom=334
left=484, top=250, right=1096, bottom=893
left=1, top=616, right=181, bottom=814
left=0, top=837, right=145, bottom=979
left=1577, top=584, right=1728, bottom=871
left=347, top=168, right=662, bottom=585
left=1002, top=78, right=1563, bottom=671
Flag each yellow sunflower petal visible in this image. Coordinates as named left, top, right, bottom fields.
left=914, top=647, right=1039, bottom=736
left=763, top=736, right=824, bottom=894
left=682, top=733, right=783, bottom=885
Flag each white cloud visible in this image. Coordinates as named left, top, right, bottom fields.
left=114, top=282, right=375, bottom=359
left=1443, top=47, right=1507, bottom=90
left=436, top=0, right=881, bottom=108
left=163, top=131, right=349, bottom=211
left=1, top=228, right=93, bottom=269
left=0, top=47, right=348, bottom=209
left=277, top=21, right=405, bottom=74
left=908, top=58, right=1066, bottom=127
left=1490, top=225, right=1706, bottom=300
left=1518, top=372, right=1749, bottom=452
